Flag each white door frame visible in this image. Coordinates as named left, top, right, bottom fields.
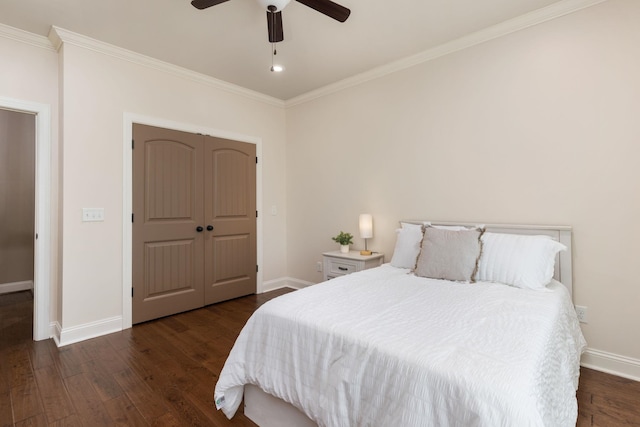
left=0, top=96, right=52, bottom=341
left=121, top=113, right=263, bottom=329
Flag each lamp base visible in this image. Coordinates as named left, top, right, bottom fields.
left=360, top=250, right=372, bottom=256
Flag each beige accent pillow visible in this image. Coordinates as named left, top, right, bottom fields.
left=415, top=227, right=484, bottom=282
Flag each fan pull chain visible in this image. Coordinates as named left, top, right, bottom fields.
left=271, top=42, right=275, bottom=71
left=270, top=42, right=283, bottom=72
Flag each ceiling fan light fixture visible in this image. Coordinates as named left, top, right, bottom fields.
left=270, top=64, right=284, bottom=72
left=256, top=0, right=291, bottom=11
left=193, top=0, right=351, bottom=45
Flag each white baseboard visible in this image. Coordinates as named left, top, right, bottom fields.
left=262, top=277, right=315, bottom=292
left=49, top=321, right=59, bottom=342
left=0, top=280, right=33, bottom=294
left=53, top=316, right=123, bottom=347
left=51, top=321, right=62, bottom=346
left=581, top=348, right=640, bottom=382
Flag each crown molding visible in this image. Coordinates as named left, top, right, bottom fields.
left=0, top=23, right=55, bottom=51
left=3, top=0, right=607, bottom=109
left=285, top=0, right=608, bottom=107
left=48, top=26, right=285, bottom=108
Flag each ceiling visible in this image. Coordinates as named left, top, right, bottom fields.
left=0, top=0, right=568, bottom=100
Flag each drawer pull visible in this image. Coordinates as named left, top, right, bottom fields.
left=338, top=267, right=348, bottom=271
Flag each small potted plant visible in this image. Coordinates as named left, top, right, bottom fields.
left=332, top=231, right=354, bottom=253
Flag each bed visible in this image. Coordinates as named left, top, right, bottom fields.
left=214, top=222, right=587, bottom=426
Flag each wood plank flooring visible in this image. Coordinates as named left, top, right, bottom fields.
left=1, top=289, right=640, bottom=426
left=578, top=367, right=640, bottom=426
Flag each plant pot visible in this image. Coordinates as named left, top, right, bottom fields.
left=340, top=245, right=349, bottom=253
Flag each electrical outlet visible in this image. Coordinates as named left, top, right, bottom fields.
left=316, top=262, right=323, bottom=272
left=575, top=305, right=588, bottom=323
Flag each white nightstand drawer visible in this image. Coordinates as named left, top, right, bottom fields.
left=327, top=259, right=357, bottom=276
left=322, top=251, right=384, bottom=281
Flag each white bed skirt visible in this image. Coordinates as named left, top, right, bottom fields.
left=244, top=384, right=318, bottom=427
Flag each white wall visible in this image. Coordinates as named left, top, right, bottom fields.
left=53, top=35, right=287, bottom=334
left=286, top=0, right=640, bottom=374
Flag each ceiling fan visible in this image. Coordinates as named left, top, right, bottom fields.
left=191, top=0, right=351, bottom=43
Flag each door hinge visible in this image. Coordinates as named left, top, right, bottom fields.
left=256, top=156, right=258, bottom=164
left=132, top=139, right=134, bottom=149
left=35, top=233, right=38, bottom=240
left=256, top=210, right=258, bottom=218
left=256, top=265, right=259, bottom=273
left=131, top=213, right=134, bottom=223
left=131, top=287, right=134, bottom=297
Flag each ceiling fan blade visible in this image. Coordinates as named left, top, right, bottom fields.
left=267, top=10, right=284, bottom=43
left=191, top=0, right=230, bottom=10
left=295, top=0, right=350, bottom=22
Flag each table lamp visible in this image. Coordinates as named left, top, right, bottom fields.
left=359, top=214, right=373, bottom=256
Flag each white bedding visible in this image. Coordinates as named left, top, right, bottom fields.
left=214, top=264, right=586, bottom=426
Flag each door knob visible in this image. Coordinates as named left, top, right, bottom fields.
left=207, top=225, right=214, bottom=231
left=196, top=226, right=204, bottom=232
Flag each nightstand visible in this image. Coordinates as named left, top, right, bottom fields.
left=322, top=251, right=384, bottom=281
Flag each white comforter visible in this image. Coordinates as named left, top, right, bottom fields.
left=215, top=264, right=586, bottom=426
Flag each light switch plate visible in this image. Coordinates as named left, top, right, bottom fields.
left=82, top=208, right=105, bottom=222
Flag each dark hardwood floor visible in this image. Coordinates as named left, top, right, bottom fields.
left=578, top=367, right=640, bottom=426
left=0, top=289, right=290, bottom=426
left=1, top=289, right=639, bottom=426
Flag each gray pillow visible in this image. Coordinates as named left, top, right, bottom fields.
left=414, top=227, right=484, bottom=282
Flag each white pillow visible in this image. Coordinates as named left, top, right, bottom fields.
left=477, top=232, right=567, bottom=290
left=390, top=222, right=423, bottom=269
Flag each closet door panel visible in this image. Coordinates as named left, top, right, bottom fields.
left=203, top=137, right=256, bottom=305
left=132, top=124, right=204, bottom=324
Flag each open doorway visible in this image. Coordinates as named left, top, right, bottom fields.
left=0, top=109, right=35, bottom=342
left=0, top=97, right=51, bottom=342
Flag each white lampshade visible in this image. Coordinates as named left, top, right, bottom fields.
left=359, top=214, right=373, bottom=239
